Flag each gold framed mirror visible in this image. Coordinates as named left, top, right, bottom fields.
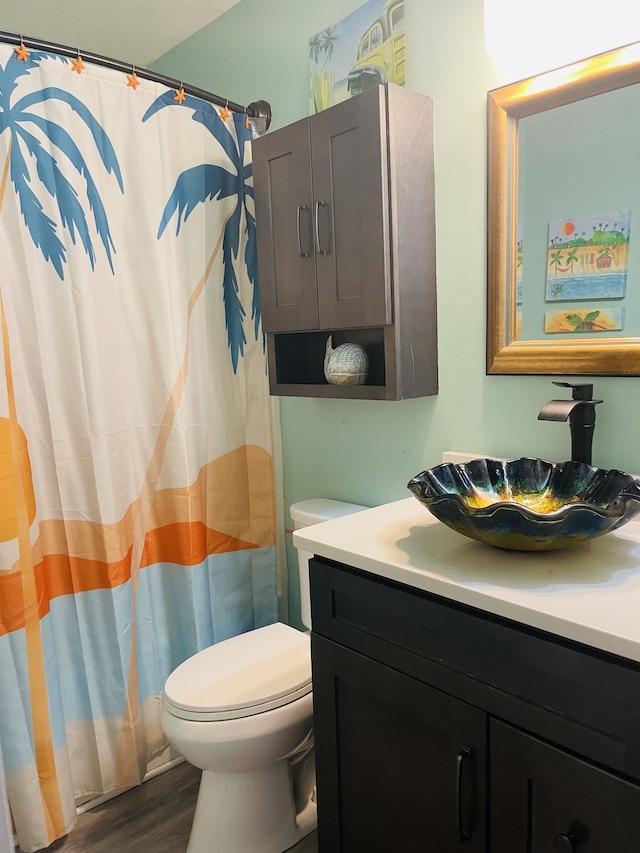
left=487, top=41, right=640, bottom=374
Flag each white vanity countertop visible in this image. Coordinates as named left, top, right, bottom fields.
left=293, top=497, right=640, bottom=664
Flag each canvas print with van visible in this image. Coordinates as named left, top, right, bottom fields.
left=309, top=0, right=405, bottom=114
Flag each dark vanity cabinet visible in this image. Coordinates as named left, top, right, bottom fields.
left=251, top=83, right=437, bottom=400
left=491, top=721, right=640, bottom=852
left=312, top=636, right=487, bottom=852
left=310, top=557, right=640, bottom=852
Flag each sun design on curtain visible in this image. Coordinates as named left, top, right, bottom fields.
left=0, top=44, right=276, bottom=853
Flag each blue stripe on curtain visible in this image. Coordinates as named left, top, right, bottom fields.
left=0, top=546, right=277, bottom=772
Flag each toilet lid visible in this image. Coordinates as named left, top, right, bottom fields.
left=163, top=623, right=312, bottom=721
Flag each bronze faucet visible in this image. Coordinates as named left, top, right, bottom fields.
left=537, top=381, right=602, bottom=466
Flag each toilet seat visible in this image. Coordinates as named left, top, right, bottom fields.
left=163, top=623, right=312, bottom=722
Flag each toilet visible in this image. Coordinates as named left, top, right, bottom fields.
left=161, top=498, right=367, bottom=853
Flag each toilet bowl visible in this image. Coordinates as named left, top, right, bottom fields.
left=161, top=499, right=367, bottom=853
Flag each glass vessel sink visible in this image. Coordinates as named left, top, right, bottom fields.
left=407, top=457, right=640, bottom=551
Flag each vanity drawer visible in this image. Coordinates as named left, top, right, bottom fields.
left=310, top=557, right=640, bottom=781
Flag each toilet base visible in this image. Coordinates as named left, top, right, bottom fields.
left=187, top=759, right=317, bottom=853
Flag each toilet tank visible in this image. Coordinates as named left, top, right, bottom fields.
left=290, top=499, right=368, bottom=629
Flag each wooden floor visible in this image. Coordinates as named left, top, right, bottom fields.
left=27, top=761, right=318, bottom=853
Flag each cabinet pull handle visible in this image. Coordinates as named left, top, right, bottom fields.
left=455, top=746, right=472, bottom=843
left=314, top=200, right=327, bottom=255
left=296, top=205, right=309, bottom=258
left=554, top=833, right=577, bottom=852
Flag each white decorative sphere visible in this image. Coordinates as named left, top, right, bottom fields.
left=324, top=336, right=369, bottom=385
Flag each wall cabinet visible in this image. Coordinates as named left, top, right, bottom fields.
left=310, top=558, right=640, bottom=851
left=251, top=83, right=437, bottom=400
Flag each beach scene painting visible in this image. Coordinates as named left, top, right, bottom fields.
left=545, top=210, right=631, bottom=302
left=309, top=0, right=405, bottom=114
left=544, top=307, right=625, bottom=334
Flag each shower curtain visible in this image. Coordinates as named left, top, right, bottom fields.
left=0, top=41, right=277, bottom=852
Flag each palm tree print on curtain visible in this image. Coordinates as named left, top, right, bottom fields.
left=143, top=91, right=261, bottom=372
left=0, top=43, right=276, bottom=852
left=0, top=49, right=123, bottom=277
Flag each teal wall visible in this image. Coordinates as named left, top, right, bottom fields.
left=153, top=0, right=640, bottom=627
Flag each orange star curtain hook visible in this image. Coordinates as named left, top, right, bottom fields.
left=14, top=37, right=29, bottom=62
left=127, top=64, right=140, bottom=89
left=219, top=100, right=231, bottom=121
left=174, top=83, right=186, bottom=103
left=72, top=49, right=85, bottom=74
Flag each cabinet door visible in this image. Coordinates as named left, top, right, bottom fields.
left=310, top=85, right=392, bottom=330
left=490, top=719, right=640, bottom=852
left=312, top=635, right=486, bottom=853
left=252, top=117, right=318, bottom=332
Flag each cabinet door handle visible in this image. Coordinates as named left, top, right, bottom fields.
left=455, top=746, right=472, bottom=843
left=296, top=205, right=309, bottom=258
left=314, top=200, right=327, bottom=255
left=554, top=833, right=577, bottom=852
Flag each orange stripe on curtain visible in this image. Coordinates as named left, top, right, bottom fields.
left=0, top=551, right=132, bottom=636
left=0, top=521, right=258, bottom=636
left=140, top=520, right=257, bottom=567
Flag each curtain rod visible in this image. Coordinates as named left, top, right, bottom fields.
left=0, top=30, right=272, bottom=129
